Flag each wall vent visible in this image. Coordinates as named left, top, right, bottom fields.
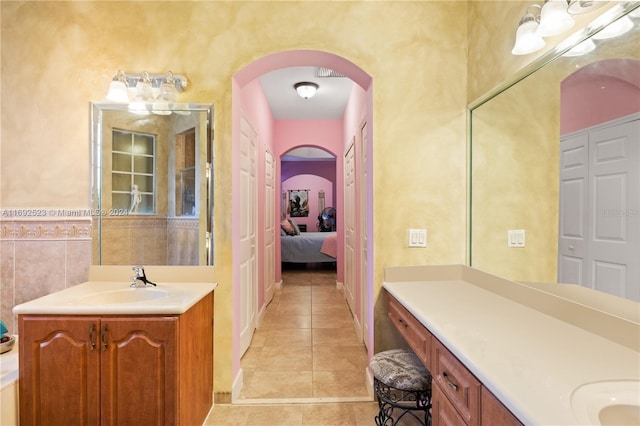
left=316, top=67, right=347, bottom=78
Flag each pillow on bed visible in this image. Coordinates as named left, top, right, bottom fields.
left=288, top=218, right=301, bottom=235
left=281, top=219, right=296, bottom=236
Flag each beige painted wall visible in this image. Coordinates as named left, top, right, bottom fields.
left=1, top=1, right=468, bottom=395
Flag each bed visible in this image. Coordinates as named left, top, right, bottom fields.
left=281, top=231, right=337, bottom=263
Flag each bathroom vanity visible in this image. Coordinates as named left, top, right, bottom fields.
left=384, top=265, right=640, bottom=426
left=13, top=271, right=216, bottom=426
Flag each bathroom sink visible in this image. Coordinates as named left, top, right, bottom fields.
left=571, top=380, right=640, bottom=425
left=73, top=287, right=169, bottom=305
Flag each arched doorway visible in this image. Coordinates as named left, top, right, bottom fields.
left=230, top=50, right=374, bottom=401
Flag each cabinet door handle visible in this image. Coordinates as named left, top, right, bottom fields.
left=398, top=318, right=408, bottom=328
left=443, top=371, right=458, bottom=391
left=89, top=324, right=96, bottom=351
left=101, top=324, right=108, bottom=351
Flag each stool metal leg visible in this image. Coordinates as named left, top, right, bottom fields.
left=374, top=378, right=431, bottom=426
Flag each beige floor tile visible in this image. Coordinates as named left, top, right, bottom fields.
left=240, top=346, right=262, bottom=371
left=264, top=328, right=312, bottom=347
left=277, top=302, right=313, bottom=316
left=245, top=404, right=304, bottom=425
left=203, top=404, right=250, bottom=425
left=313, top=370, right=370, bottom=398
left=256, top=346, right=313, bottom=371
left=311, top=303, right=350, bottom=316
left=312, top=313, right=353, bottom=329
left=263, top=312, right=312, bottom=329
left=311, top=291, right=344, bottom=305
left=351, top=402, right=381, bottom=426
left=243, top=371, right=313, bottom=399
left=248, top=328, right=268, bottom=348
left=312, top=328, right=361, bottom=347
left=301, top=403, right=358, bottom=425
left=280, top=293, right=312, bottom=304
left=313, top=346, right=368, bottom=371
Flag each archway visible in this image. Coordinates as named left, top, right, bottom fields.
left=231, top=50, right=374, bottom=401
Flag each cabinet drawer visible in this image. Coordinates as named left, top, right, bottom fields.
left=432, top=382, right=467, bottom=426
left=433, top=339, right=481, bottom=426
left=387, top=294, right=431, bottom=368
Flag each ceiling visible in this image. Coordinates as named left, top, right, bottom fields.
left=259, top=66, right=354, bottom=161
left=258, top=66, right=354, bottom=120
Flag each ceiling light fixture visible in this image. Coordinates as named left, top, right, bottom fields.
left=294, top=82, right=319, bottom=99
left=512, top=5, right=546, bottom=55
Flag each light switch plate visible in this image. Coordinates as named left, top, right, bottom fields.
left=508, top=229, right=525, bottom=248
left=408, top=229, right=427, bottom=247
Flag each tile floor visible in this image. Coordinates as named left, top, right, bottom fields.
left=204, top=264, right=379, bottom=425
left=204, top=264, right=425, bottom=425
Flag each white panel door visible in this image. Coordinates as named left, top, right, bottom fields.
left=588, top=119, right=639, bottom=301
left=344, top=142, right=356, bottom=316
left=239, top=116, right=258, bottom=356
left=359, top=122, right=369, bottom=349
left=558, top=133, right=589, bottom=285
left=264, top=149, right=275, bottom=306
left=559, top=116, right=640, bottom=301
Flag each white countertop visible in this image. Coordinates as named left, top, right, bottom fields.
left=13, top=281, right=217, bottom=315
left=384, top=272, right=640, bottom=425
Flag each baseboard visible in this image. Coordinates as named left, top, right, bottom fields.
left=231, top=368, right=244, bottom=403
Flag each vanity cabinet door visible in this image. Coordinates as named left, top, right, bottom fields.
left=19, top=316, right=101, bottom=426
left=100, top=317, right=178, bottom=426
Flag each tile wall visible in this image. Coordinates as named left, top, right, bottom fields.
left=0, top=214, right=92, bottom=334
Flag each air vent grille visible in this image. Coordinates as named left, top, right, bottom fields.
left=316, top=67, right=346, bottom=78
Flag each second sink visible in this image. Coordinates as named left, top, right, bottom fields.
left=571, top=379, right=640, bottom=425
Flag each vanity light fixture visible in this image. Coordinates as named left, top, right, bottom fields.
left=106, top=70, right=130, bottom=103
left=537, top=0, right=576, bottom=37
left=567, top=0, right=608, bottom=15
left=512, top=5, right=546, bottom=55
left=105, top=70, right=188, bottom=114
left=294, top=82, right=319, bottom=99
left=591, top=14, right=634, bottom=39
left=562, top=38, right=596, bottom=56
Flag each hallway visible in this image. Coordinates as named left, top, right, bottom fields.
left=239, top=265, right=371, bottom=401
left=204, top=265, right=428, bottom=425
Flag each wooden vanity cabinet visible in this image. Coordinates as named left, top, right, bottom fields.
left=18, top=293, right=213, bottom=426
left=387, top=294, right=432, bottom=368
left=386, top=292, right=522, bottom=426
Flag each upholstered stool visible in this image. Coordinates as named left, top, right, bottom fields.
left=369, top=349, right=432, bottom=426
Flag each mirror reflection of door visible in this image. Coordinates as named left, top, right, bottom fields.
left=558, top=59, right=640, bottom=301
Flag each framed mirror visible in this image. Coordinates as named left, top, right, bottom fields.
left=470, top=4, right=639, bottom=301
left=91, top=102, right=214, bottom=266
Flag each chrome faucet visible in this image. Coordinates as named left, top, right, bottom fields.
left=130, top=266, right=157, bottom=288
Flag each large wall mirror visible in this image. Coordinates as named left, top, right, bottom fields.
left=470, top=4, right=639, bottom=301
left=91, top=102, right=214, bottom=266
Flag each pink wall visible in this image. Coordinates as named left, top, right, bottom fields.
left=561, top=59, right=640, bottom=135
left=273, top=119, right=344, bottom=282
left=282, top=174, right=334, bottom=231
